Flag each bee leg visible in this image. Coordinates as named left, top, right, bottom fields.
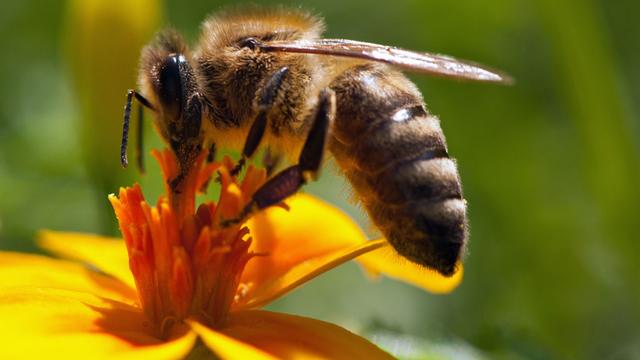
left=297, top=89, right=335, bottom=182
left=206, top=143, right=217, bottom=163
left=262, top=148, right=282, bottom=178
left=221, top=89, right=335, bottom=227
left=229, top=67, right=290, bottom=177
left=121, top=89, right=155, bottom=169
left=198, top=143, right=218, bottom=193
left=228, top=111, right=266, bottom=177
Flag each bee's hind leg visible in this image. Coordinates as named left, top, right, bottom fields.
left=221, top=89, right=335, bottom=227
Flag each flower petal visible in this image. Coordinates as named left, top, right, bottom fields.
left=0, top=287, right=196, bottom=360
left=355, top=242, right=464, bottom=294
left=243, top=194, right=463, bottom=298
left=38, top=230, right=135, bottom=289
left=0, top=251, right=136, bottom=302
left=220, top=310, right=394, bottom=359
left=237, top=240, right=385, bottom=309
left=242, top=194, right=367, bottom=290
left=188, top=320, right=278, bottom=360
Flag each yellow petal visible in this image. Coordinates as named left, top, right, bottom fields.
left=0, top=287, right=196, bottom=360
left=244, top=194, right=462, bottom=296
left=243, top=194, right=367, bottom=289
left=188, top=320, right=278, bottom=360
left=355, top=242, right=464, bottom=294
left=220, top=310, right=394, bottom=359
left=38, top=230, right=135, bottom=289
left=238, top=240, right=386, bottom=309
left=0, top=251, right=136, bottom=303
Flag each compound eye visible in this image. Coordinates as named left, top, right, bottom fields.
left=238, top=37, right=259, bottom=50
left=157, top=54, right=184, bottom=119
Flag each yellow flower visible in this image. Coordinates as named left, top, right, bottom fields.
left=0, top=149, right=462, bottom=359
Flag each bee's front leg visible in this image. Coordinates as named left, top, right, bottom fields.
left=206, top=143, right=217, bottom=163
left=196, top=143, right=218, bottom=193
left=221, top=89, right=335, bottom=227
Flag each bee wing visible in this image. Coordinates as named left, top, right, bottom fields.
left=260, top=39, right=511, bottom=84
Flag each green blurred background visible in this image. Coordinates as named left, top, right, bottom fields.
left=1, top=0, right=638, bottom=359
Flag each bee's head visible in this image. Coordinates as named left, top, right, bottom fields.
left=136, top=30, right=203, bottom=189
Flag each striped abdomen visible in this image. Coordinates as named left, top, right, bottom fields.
left=328, top=63, right=467, bottom=276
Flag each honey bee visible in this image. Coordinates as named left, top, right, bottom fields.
left=120, top=7, right=510, bottom=276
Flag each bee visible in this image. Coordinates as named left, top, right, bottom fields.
left=120, top=7, right=510, bottom=276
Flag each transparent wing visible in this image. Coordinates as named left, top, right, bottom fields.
left=260, top=39, right=512, bottom=84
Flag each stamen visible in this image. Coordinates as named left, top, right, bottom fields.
left=110, top=148, right=268, bottom=335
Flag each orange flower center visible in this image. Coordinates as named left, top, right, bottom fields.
left=109, top=149, right=267, bottom=338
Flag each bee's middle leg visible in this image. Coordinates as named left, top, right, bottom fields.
left=262, top=147, right=282, bottom=178
left=229, top=66, right=290, bottom=177
left=222, top=89, right=335, bottom=227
